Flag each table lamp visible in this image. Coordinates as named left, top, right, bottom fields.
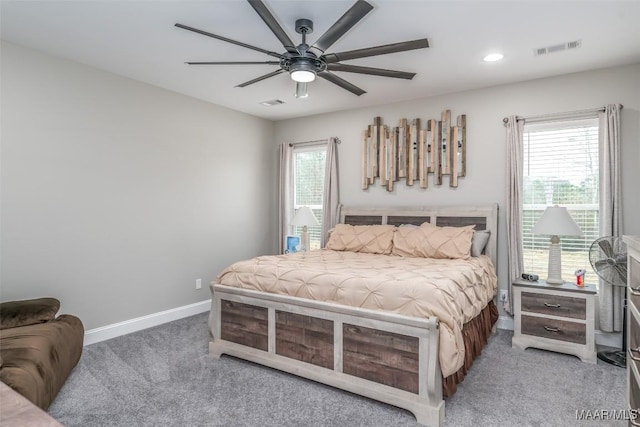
left=531, top=205, right=583, bottom=284
left=290, top=206, right=320, bottom=252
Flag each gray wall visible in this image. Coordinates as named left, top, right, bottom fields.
left=274, top=63, right=640, bottom=317
left=1, top=41, right=278, bottom=329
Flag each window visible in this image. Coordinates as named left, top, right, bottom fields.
left=291, top=145, right=326, bottom=250
left=522, top=118, right=599, bottom=282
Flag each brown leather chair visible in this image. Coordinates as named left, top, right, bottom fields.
left=0, top=298, right=84, bottom=410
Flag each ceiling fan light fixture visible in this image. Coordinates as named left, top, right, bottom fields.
left=291, top=69, right=316, bottom=82
left=289, top=58, right=317, bottom=82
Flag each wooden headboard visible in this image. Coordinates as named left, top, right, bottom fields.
left=337, top=204, right=499, bottom=267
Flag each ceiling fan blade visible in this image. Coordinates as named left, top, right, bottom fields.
left=309, top=0, right=373, bottom=57
left=318, top=71, right=365, bottom=96
left=323, top=38, right=430, bottom=63
left=185, top=61, right=281, bottom=65
left=326, top=63, right=416, bottom=80
left=247, top=0, right=298, bottom=55
left=236, top=69, right=284, bottom=87
left=175, top=23, right=282, bottom=59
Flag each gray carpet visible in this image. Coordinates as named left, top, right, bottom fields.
left=48, top=313, right=626, bottom=426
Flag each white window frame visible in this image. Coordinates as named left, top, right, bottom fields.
left=289, top=143, right=326, bottom=250
left=521, top=117, right=600, bottom=283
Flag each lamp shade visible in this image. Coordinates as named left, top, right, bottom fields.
left=290, top=206, right=320, bottom=227
left=531, top=205, right=583, bottom=236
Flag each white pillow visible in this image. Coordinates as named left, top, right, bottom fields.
left=471, top=230, right=491, bottom=257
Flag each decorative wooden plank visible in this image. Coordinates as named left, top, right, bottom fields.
left=441, top=110, right=451, bottom=175
left=367, top=125, right=375, bottom=184
left=426, top=120, right=434, bottom=173
left=220, top=300, right=268, bottom=351
left=450, top=126, right=459, bottom=187
left=458, top=115, right=467, bottom=177
left=407, top=119, right=420, bottom=186
left=343, top=323, right=419, bottom=394
left=378, top=123, right=387, bottom=186
left=372, top=117, right=381, bottom=179
left=418, top=129, right=427, bottom=188
left=436, top=120, right=443, bottom=185
left=276, top=311, right=334, bottom=369
left=397, top=119, right=408, bottom=178
left=388, top=127, right=396, bottom=192
left=361, top=129, right=369, bottom=190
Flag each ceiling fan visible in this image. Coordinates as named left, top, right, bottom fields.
left=175, top=0, right=430, bottom=98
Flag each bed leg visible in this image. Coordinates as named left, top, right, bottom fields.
left=413, top=401, right=444, bottom=427
left=209, top=341, right=223, bottom=359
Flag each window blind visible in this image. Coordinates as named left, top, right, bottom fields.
left=522, top=118, right=599, bottom=282
left=292, top=146, right=326, bottom=250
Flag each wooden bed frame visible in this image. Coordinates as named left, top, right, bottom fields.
left=209, top=204, right=498, bottom=427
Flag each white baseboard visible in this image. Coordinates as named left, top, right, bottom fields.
left=494, top=315, right=622, bottom=348
left=594, top=330, right=622, bottom=348
left=84, top=299, right=211, bottom=346
left=496, top=315, right=514, bottom=331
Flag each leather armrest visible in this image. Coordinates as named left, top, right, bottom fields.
left=0, top=298, right=60, bottom=330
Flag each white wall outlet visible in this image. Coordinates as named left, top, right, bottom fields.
left=500, top=290, right=508, bottom=302
left=196, top=278, right=202, bottom=290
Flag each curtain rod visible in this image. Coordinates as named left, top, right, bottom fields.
left=288, top=137, right=341, bottom=147
left=502, top=104, right=624, bottom=126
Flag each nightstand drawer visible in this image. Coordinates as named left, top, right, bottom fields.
left=521, top=315, right=586, bottom=344
left=630, top=365, right=640, bottom=421
left=521, top=292, right=586, bottom=319
left=630, top=310, right=640, bottom=372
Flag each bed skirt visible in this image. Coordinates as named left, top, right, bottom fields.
left=442, top=300, right=499, bottom=397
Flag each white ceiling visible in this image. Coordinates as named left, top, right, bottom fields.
left=2, top=0, right=639, bottom=121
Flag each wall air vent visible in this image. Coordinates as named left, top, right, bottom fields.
left=259, top=99, right=285, bottom=107
left=533, top=39, right=582, bottom=56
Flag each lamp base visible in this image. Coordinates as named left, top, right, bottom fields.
left=300, top=226, right=309, bottom=252
left=545, top=236, right=564, bottom=285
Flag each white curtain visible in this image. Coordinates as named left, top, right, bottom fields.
left=321, top=137, right=340, bottom=247
left=505, top=116, right=525, bottom=314
left=278, top=142, right=293, bottom=254
left=598, top=104, right=623, bottom=332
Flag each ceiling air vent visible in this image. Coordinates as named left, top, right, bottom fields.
left=533, top=39, right=582, bottom=56
left=259, top=99, right=285, bottom=107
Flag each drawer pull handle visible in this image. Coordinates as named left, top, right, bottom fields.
left=629, top=347, right=640, bottom=362
left=631, top=286, right=640, bottom=296
left=544, top=326, right=560, bottom=333
left=544, top=303, right=561, bottom=308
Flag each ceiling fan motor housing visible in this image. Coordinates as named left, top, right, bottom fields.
left=295, top=19, right=313, bottom=35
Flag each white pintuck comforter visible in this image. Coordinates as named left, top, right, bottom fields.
left=216, top=249, right=497, bottom=377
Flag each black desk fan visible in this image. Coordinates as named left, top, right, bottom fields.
left=590, top=236, right=628, bottom=367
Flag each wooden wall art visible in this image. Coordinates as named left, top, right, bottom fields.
left=361, top=110, right=466, bottom=191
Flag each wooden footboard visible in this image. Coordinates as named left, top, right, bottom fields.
left=209, top=284, right=444, bottom=427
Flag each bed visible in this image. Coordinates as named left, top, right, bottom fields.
left=209, top=205, right=499, bottom=427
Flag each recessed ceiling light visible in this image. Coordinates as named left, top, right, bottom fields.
left=483, top=53, right=504, bottom=62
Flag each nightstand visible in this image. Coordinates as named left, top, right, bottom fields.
left=512, top=279, right=596, bottom=364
